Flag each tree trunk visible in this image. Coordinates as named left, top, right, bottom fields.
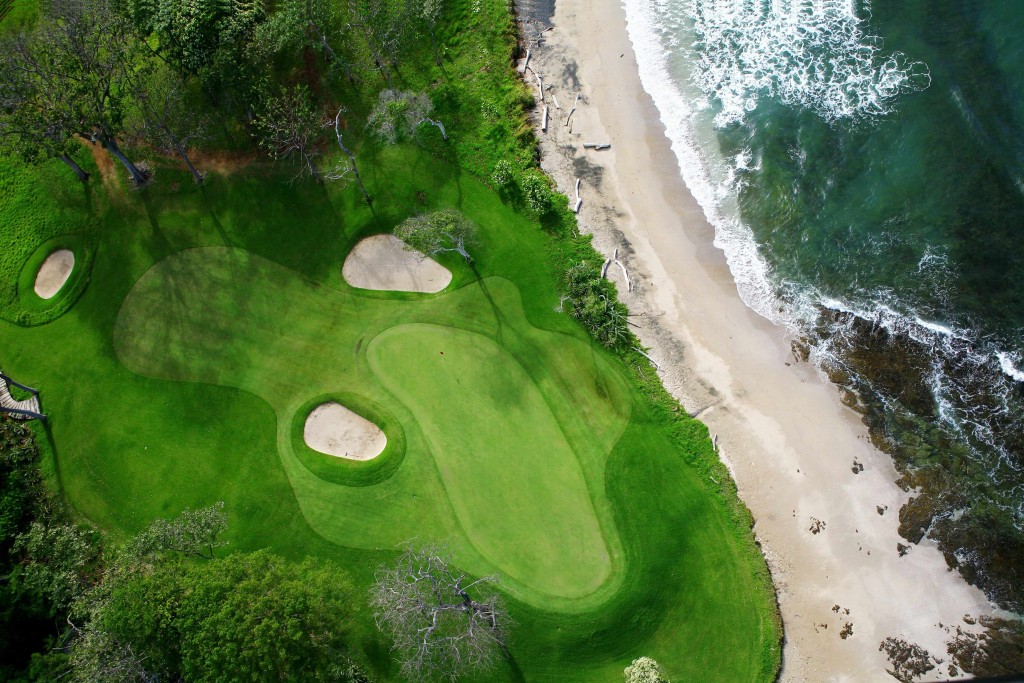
left=332, top=113, right=371, bottom=206
left=58, top=153, right=90, bottom=182
left=430, top=28, right=441, bottom=66
left=347, top=155, right=371, bottom=205
left=101, top=135, right=149, bottom=186
left=305, top=152, right=323, bottom=184
left=175, top=143, right=204, bottom=184
left=168, top=130, right=204, bottom=184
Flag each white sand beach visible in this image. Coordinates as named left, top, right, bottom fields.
left=523, top=1, right=997, bottom=679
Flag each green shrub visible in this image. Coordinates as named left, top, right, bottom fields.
left=492, top=159, right=515, bottom=187
left=563, top=261, right=629, bottom=349
left=520, top=170, right=553, bottom=215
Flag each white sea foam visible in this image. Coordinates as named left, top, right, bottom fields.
left=621, top=0, right=1024, bottom=529
left=621, top=0, right=793, bottom=327
left=997, top=351, right=1024, bottom=383
left=687, top=0, right=931, bottom=127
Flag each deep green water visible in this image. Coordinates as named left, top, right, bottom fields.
left=624, top=0, right=1024, bottom=609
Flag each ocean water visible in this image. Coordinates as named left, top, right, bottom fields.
left=621, top=0, right=1024, bottom=609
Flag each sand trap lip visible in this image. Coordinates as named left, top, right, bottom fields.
left=304, top=402, right=387, bottom=460
left=33, top=249, right=75, bottom=300
left=343, top=234, right=452, bottom=293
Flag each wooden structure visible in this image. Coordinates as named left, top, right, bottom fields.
left=0, top=371, right=45, bottom=421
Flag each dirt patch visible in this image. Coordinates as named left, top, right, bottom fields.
left=342, top=234, right=452, bottom=293
left=303, top=402, right=386, bottom=460
left=33, top=249, right=75, bottom=299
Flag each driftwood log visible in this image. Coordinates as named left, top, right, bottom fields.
left=542, top=105, right=549, bottom=132
left=583, top=143, right=611, bottom=150
left=573, top=177, right=582, bottom=213
left=565, top=94, right=579, bottom=127
left=602, top=247, right=633, bottom=292
left=632, top=347, right=661, bottom=371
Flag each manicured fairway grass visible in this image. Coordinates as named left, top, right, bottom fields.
left=114, top=246, right=629, bottom=602
left=0, top=144, right=780, bottom=680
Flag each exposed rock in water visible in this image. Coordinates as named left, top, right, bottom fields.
left=947, top=617, right=1024, bottom=678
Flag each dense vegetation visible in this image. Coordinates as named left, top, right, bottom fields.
left=0, top=0, right=782, bottom=680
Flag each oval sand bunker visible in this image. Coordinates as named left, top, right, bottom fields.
left=343, top=234, right=452, bottom=293
left=304, top=402, right=387, bottom=460
left=34, top=249, right=75, bottom=300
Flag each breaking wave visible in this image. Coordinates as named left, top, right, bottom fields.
left=688, top=0, right=932, bottom=127
left=622, top=0, right=1024, bottom=535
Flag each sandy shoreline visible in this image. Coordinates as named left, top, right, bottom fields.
left=522, top=0, right=996, bottom=679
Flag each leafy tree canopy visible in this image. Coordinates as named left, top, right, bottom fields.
left=89, top=550, right=366, bottom=682
left=624, top=657, right=671, bottom=683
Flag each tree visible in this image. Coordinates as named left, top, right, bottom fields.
left=259, top=0, right=339, bottom=65
left=0, top=50, right=90, bottom=182
left=91, top=550, right=366, bottom=682
left=367, top=89, right=447, bottom=144
left=370, top=544, right=509, bottom=682
left=624, top=657, right=670, bottom=683
left=519, top=170, right=553, bottom=215
left=256, top=85, right=326, bottom=183
left=66, top=626, right=157, bottom=683
left=13, top=521, right=99, bottom=612
left=133, top=0, right=270, bottom=118
left=126, top=501, right=228, bottom=563
left=418, top=0, right=444, bottom=65
left=395, top=209, right=476, bottom=262
left=6, top=0, right=152, bottom=185
left=344, top=0, right=413, bottom=87
left=127, top=62, right=206, bottom=184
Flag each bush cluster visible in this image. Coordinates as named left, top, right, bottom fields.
left=563, top=261, right=629, bottom=349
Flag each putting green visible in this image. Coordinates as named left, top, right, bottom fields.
left=114, top=247, right=630, bottom=603
left=368, top=323, right=611, bottom=596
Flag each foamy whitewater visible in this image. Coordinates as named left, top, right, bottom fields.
left=622, top=0, right=1024, bottom=607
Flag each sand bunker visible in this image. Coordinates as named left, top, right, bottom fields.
left=343, top=234, right=452, bottom=293
left=33, top=249, right=75, bottom=299
left=303, top=402, right=386, bottom=460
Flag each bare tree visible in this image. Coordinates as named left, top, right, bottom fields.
left=395, top=209, right=476, bottom=262
left=128, top=62, right=206, bottom=184
left=255, top=85, right=325, bottom=183
left=370, top=545, right=510, bottom=682
left=366, top=89, right=447, bottom=144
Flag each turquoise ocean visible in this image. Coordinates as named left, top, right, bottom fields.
left=621, top=0, right=1024, bottom=610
